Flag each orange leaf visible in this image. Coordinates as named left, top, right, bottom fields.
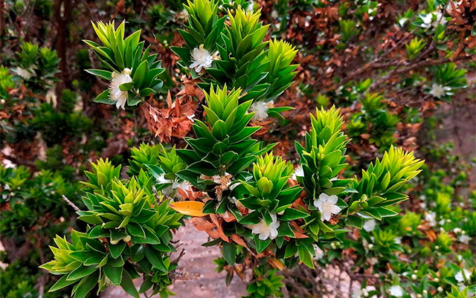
left=268, top=258, right=284, bottom=270
left=169, top=201, right=206, bottom=217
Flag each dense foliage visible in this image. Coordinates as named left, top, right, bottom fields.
left=0, top=0, right=474, bottom=297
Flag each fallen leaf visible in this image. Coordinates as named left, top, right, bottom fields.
left=169, top=201, right=206, bottom=217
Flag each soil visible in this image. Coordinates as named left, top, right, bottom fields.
left=104, top=221, right=248, bottom=298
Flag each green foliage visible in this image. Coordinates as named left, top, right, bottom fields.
left=427, top=63, right=467, bottom=100
left=339, top=19, right=359, bottom=43
left=347, top=92, right=399, bottom=149
left=41, top=158, right=183, bottom=298
left=172, top=4, right=298, bottom=106
left=405, top=37, right=426, bottom=60
left=84, top=21, right=166, bottom=107
left=177, top=85, right=273, bottom=184
left=0, top=166, right=80, bottom=241
left=296, top=106, right=350, bottom=201
left=31, top=102, right=93, bottom=146
left=0, top=66, right=14, bottom=98
left=0, top=165, right=80, bottom=298
left=245, top=268, right=284, bottom=298
left=346, top=147, right=423, bottom=222
left=11, top=42, right=60, bottom=89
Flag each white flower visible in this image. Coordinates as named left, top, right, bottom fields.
left=399, top=17, right=408, bottom=27
left=455, top=269, right=471, bottom=282
left=394, top=237, right=402, bottom=244
left=432, top=11, right=447, bottom=27
left=363, top=219, right=377, bottom=232
left=13, top=67, right=35, bottom=80
left=46, top=88, right=57, bottom=107
left=429, top=83, right=446, bottom=98
left=314, top=193, right=341, bottom=222
left=458, top=234, right=470, bottom=244
left=110, top=68, right=133, bottom=109
left=335, top=86, right=343, bottom=96
left=292, top=165, right=304, bottom=180
left=271, top=10, right=278, bottom=18
left=161, top=179, right=192, bottom=199
left=177, top=9, right=189, bottom=20
left=389, top=285, right=404, bottom=297
left=249, top=101, right=274, bottom=121
left=247, top=213, right=280, bottom=240
left=175, top=180, right=193, bottom=192
left=421, top=13, right=433, bottom=28
left=156, top=174, right=172, bottom=184
left=421, top=11, right=447, bottom=29
left=425, top=212, right=437, bottom=227
left=189, top=45, right=218, bottom=73
left=247, top=1, right=254, bottom=12
left=312, top=244, right=324, bottom=260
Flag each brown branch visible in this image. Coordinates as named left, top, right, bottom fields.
left=0, top=153, right=37, bottom=170
left=0, top=0, right=5, bottom=52
left=62, top=195, right=80, bottom=212
left=172, top=248, right=186, bottom=264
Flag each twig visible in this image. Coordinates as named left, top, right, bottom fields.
left=0, top=0, right=4, bottom=53
left=1, top=153, right=37, bottom=169
left=152, top=185, right=163, bottom=204
left=172, top=248, right=186, bottom=264
left=62, top=195, right=80, bottom=212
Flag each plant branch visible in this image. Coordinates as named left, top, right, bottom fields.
left=62, top=195, right=80, bottom=212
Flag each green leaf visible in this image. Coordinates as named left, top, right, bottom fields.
left=119, top=82, right=134, bottom=91
left=145, top=246, right=167, bottom=272
left=222, top=242, right=236, bottom=265
left=66, top=265, right=98, bottom=281
left=109, top=241, right=126, bottom=259
left=74, top=271, right=99, bottom=298
left=48, top=275, right=77, bottom=292
left=280, top=209, right=309, bottom=221
left=298, top=245, right=314, bottom=268
left=255, top=238, right=271, bottom=254
left=85, top=69, right=112, bottom=80
left=346, top=215, right=363, bottom=229
left=78, top=214, right=103, bottom=225
left=121, top=270, right=140, bottom=298
left=239, top=211, right=262, bottom=225
left=133, top=60, right=148, bottom=88
left=94, top=89, right=115, bottom=105
left=104, top=264, right=123, bottom=286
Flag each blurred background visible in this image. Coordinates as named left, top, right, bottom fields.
left=0, top=0, right=474, bottom=297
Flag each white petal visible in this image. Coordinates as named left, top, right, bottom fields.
left=314, top=199, right=322, bottom=209
left=259, top=231, right=269, bottom=240
left=319, top=193, right=329, bottom=201
left=328, top=195, right=338, bottom=204
left=331, top=205, right=342, bottom=214
left=269, top=227, right=278, bottom=239
left=322, top=212, right=331, bottom=221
